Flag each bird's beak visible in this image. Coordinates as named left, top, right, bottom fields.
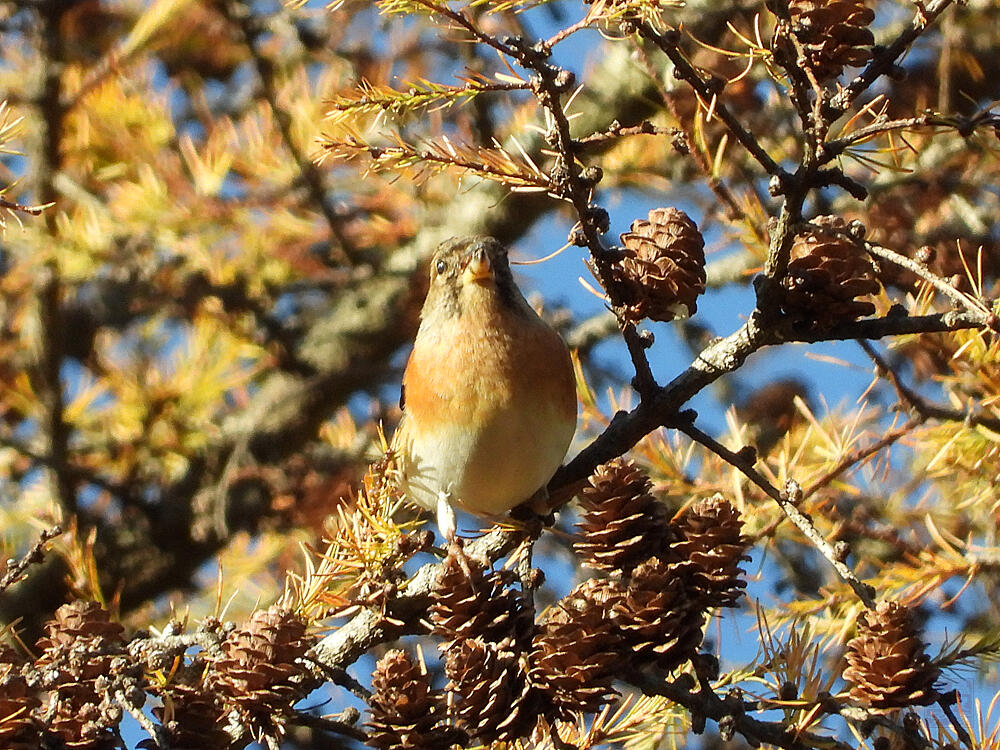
left=462, top=246, right=493, bottom=285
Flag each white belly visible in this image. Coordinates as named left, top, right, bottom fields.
left=399, top=403, right=574, bottom=516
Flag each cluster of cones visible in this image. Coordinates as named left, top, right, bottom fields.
left=367, top=458, right=943, bottom=748
left=366, top=458, right=751, bottom=748
left=0, top=602, right=314, bottom=750
left=609, top=207, right=881, bottom=333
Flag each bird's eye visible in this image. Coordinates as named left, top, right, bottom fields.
left=435, top=259, right=447, bottom=275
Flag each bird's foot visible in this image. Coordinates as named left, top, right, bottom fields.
left=436, top=491, right=480, bottom=583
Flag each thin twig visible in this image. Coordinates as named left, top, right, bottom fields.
left=627, top=40, right=751, bottom=226
left=0, top=196, right=51, bottom=216
left=828, top=0, right=957, bottom=115
left=574, top=121, right=681, bottom=147
left=287, top=709, right=367, bottom=742
left=675, top=419, right=877, bottom=609
left=803, top=418, right=921, bottom=501
left=755, top=418, right=921, bottom=542
left=858, top=340, right=1000, bottom=432
left=636, top=25, right=783, bottom=178
left=839, top=705, right=934, bottom=750
left=223, top=0, right=359, bottom=265
left=0, top=526, right=62, bottom=592
left=631, top=670, right=857, bottom=750
left=541, top=16, right=592, bottom=50
left=495, top=32, right=661, bottom=400
left=116, top=688, right=169, bottom=749
left=938, top=691, right=975, bottom=749
left=864, top=242, right=993, bottom=323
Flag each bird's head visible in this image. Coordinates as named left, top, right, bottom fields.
left=422, top=236, right=523, bottom=320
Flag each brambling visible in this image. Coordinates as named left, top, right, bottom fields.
left=394, top=236, right=577, bottom=540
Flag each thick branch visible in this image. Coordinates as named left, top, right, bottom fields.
left=552, top=307, right=988, bottom=491
left=631, top=671, right=856, bottom=750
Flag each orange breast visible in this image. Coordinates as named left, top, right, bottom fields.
left=399, top=300, right=576, bottom=515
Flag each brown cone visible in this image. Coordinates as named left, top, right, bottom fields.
left=444, top=637, right=535, bottom=744
left=615, top=207, right=706, bottom=324
left=33, top=601, right=127, bottom=750
left=574, top=458, right=671, bottom=575
left=781, top=216, right=880, bottom=329
left=843, top=601, right=939, bottom=713
left=0, top=649, right=41, bottom=750
left=144, top=682, right=230, bottom=750
left=430, top=549, right=531, bottom=649
left=611, top=557, right=706, bottom=671
left=367, top=649, right=450, bottom=750
left=207, top=606, right=315, bottom=743
left=669, top=495, right=751, bottom=608
left=787, top=0, right=875, bottom=82
left=528, top=586, right=619, bottom=720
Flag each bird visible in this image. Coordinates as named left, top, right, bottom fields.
left=393, top=235, right=577, bottom=541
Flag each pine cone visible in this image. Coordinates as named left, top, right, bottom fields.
left=611, top=557, right=705, bottom=671
left=669, top=495, right=750, bottom=608
left=528, top=591, right=619, bottom=720
left=0, top=649, right=40, bottom=750
left=34, top=601, right=127, bottom=750
left=367, top=650, right=450, bottom=750
left=444, top=637, right=535, bottom=744
left=614, top=207, right=706, bottom=324
left=430, top=549, right=531, bottom=649
left=843, top=602, right=940, bottom=712
left=574, top=458, right=671, bottom=575
left=787, top=0, right=875, bottom=82
left=144, top=681, right=230, bottom=750
left=781, top=216, right=880, bottom=329
left=207, top=606, right=314, bottom=743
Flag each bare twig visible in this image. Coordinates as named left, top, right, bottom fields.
left=0, top=526, right=62, bottom=593
left=631, top=670, right=857, bottom=750
left=859, top=340, right=1000, bottom=432
left=0, top=196, right=51, bottom=216
left=839, top=705, right=934, bottom=750
left=802, top=418, right=921, bottom=501
left=494, top=33, right=662, bottom=400
left=574, top=120, right=681, bottom=147
left=116, top=688, right=169, bottom=749
left=828, top=0, right=957, bottom=116
left=636, top=25, right=783, bottom=178
left=287, top=708, right=367, bottom=742
left=823, top=111, right=1000, bottom=158
left=675, top=419, right=877, bottom=609
left=864, top=242, right=993, bottom=323
left=755, top=418, right=921, bottom=542
left=627, top=40, right=752, bottom=226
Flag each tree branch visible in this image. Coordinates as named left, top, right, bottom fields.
left=636, top=25, right=783, bottom=178
left=675, top=419, right=877, bottom=609
left=0, top=525, right=62, bottom=593
left=828, top=0, right=957, bottom=116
